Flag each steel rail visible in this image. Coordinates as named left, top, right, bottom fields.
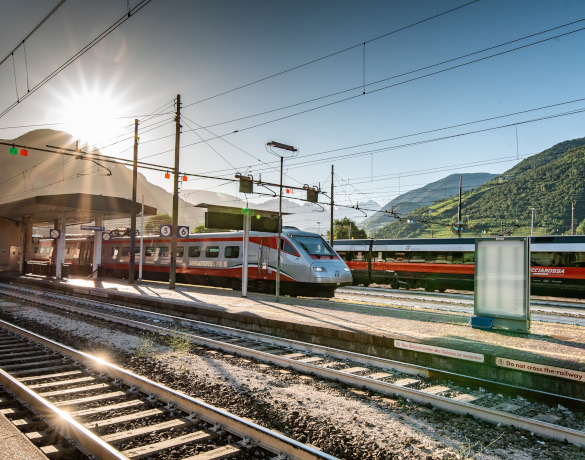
left=3, top=285, right=585, bottom=446
left=3, top=285, right=580, bottom=404
left=0, top=367, right=128, bottom=459
left=0, top=319, right=337, bottom=460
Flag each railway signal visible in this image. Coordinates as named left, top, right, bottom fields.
left=9, top=147, right=27, bottom=156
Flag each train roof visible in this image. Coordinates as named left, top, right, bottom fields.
left=103, top=227, right=326, bottom=242
left=334, top=235, right=585, bottom=251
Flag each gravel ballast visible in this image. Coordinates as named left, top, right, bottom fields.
left=1, top=299, right=584, bottom=459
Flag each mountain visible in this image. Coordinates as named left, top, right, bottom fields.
left=245, top=196, right=380, bottom=236
left=362, top=173, right=497, bottom=233
left=372, top=137, right=585, bottom=238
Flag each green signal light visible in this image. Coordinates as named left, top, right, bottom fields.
left=256, top=215, right=261, bottom=219
left=9, top=147, right=17, bottom=155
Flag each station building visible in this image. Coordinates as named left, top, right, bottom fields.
left=0, top=193, right=156, bottom=278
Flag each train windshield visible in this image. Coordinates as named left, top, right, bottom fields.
left=292, top=236, right=336, bottom=258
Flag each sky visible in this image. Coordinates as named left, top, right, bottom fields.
left=2, top=0, right=585, bottom=232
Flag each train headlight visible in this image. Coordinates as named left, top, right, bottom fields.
left=344, top=267, right=350, bottom=272
left=312, top=266, right=326, bottom=272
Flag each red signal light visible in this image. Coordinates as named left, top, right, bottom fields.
left=20, top=149, right=28, bottom=156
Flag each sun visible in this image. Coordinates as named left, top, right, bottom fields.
left=53, top=87, right=128, bottom=147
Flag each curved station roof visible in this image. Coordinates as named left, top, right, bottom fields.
left=0, top=193, right=157, bottom=226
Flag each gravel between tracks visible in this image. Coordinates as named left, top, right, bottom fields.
left=1, top=300, right=584, bottom=459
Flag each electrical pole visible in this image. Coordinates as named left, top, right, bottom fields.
left=276, top=155, right=283, bottom=301
left=266, top=141, right=297, bottom=302
left=456, top=175, right=462, bottom=237
left=169, top=94, right=181, bottom=290
left=530, top=207, right=536, bottom=236
left=572, top=201, right=576, bottom=235
left=330, top=164, right=334, bottom=245
left=129, top=119, right=138, bottom=284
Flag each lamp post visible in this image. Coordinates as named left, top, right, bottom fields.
left=266, top=141, right=298, bottom=301
left=530, top=207, right=536, bottom=236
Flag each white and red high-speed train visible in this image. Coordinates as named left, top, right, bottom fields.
left=29, top=228, right=352, bottom=297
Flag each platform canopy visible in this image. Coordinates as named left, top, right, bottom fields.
left=195, top=202, right=289, bottom=232
left=0, top=193, right=157, bottom=226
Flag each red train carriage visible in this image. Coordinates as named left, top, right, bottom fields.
left=333, top=236, right=585, bottom=297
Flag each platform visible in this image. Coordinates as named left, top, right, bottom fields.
left=1, top=273, right=585, bottom=399
left=0, top=412, right=47, bottom=460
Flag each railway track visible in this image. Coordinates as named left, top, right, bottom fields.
left=336, top=287, right=585, bottom=323
left=1, top=282, right=585, bottom=450
left=0, top=319, right=336, bottom=459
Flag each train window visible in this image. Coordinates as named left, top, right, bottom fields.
left=225, top=246, right=240, bottom=258
left=206, top=246, right=220, bottom=258
left=112, top=247, right=120, bottom=258
left=570, top=252, right=585, bottom=267
left=532, top=252, right=570, bottom=267
left=374, top=251, right=384, bottom=262
left=409, top=253, right=425, bottom=263
left=462, top=252, right=475, bottom=264
left=452, top=252, right=466, bottom=263
left=188, top=246, right=201, bottom=257
left=145, top=247, right=156, bottom=257
left=355, top=251, right=368, bottom=262
left=434, top=253, right=452, bottom=263
left=121, top=247, right=131, bottom=257
left=292, top=236, right=336, bottom=257
left=337, top=251, right=350, bottom=261
left=394, top=252, right=407, bottom=262
left=176, top=247, right=184, bottom=257
left=159, top=247, right=170, bottom=257
left=280, top=238, right=298, bottom=256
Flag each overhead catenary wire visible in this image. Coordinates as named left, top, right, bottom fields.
left=0, top=0, right=67, bottom=68
left=182, top=1, right=480, bottom=110
left=178, top=17, right=585, bottom=139
left=0, top=0, right=153, bottom=120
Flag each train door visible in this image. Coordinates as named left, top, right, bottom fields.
left=258, top=238, right=270, bottom=276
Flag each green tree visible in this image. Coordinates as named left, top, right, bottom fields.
left=327, top=218, right=367, bottom=240
left=144, top=213, right=172, bottom=235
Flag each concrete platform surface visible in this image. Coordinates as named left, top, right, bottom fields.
left=0, top=412, right=47, bottom=460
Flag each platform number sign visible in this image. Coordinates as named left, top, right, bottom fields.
left=49, top=229, right=60, bottom=239
left=159, top=225, right=189, bottom=238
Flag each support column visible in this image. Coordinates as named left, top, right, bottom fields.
left=23, top=216, right=32, bottom=275
left=92, top=215, right=103, bottom=279
left=242, top=211, right=250, bottom=298
left=55, top=215, right=66, bottom=279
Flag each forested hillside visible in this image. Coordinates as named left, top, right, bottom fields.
left=372, top=137, right=585, bottom=238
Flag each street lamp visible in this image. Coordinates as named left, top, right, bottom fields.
left=266, top=141, right=298, bottom=301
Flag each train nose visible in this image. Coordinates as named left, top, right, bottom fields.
left=310, top=263, right=353, bottom=285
